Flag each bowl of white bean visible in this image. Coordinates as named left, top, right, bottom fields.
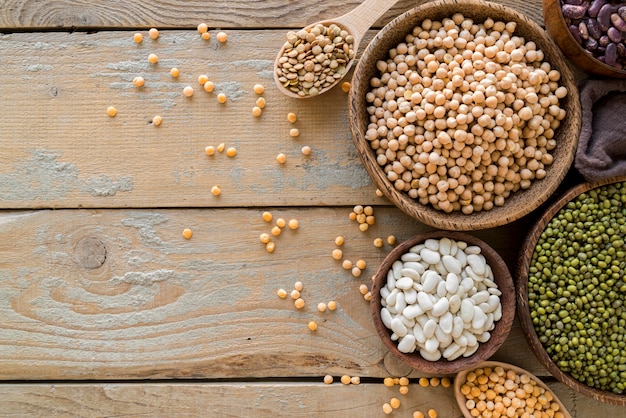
left=349, top=0, right=581, bottom=231
left=370, top=230, right=515, bottom=374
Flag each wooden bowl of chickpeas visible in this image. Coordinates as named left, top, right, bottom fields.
left=348, top=0, right=581, bottom=230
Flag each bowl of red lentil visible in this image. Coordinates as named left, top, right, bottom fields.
left=454, top=361, right=571, bottom=417
left=348, top=0, right=581, bottom=230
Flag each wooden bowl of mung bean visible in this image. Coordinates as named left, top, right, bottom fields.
left=516, top=175, right=626, bottom=406
left=370, top=230, right=515, bottom=375
left=349, top=0, right=581, bottom=230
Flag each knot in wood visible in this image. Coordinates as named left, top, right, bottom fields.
left=74, top=236, right=107, bottom=269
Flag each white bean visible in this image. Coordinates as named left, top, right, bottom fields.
left=420, top=348, right=442, bottom=361
left=401, top=267, right=421, bottom=281
left=445, top=272, right=460, bottom=294
left=403, top=303, right=424, bottom=319
left=424, top=337, right=439, bottom=353
left=404, top=287, right=418, bottom=305
left=442, top=255, right=462, bottom=275
left=439, top=312, right=453, bottom=334
left=395, top=276, right=414, bottom=290
left=391, top=317, right=408, bottom=337
left=460, top=298, right=475, bottom=322
left=381, top=307, right=393, bottom=329
left=452, top=316, right=465, bottom=338
left=422, top=270, right=440, bottom=293
left=417, top=291, right=434, bottom=311
left=413, top=323, right=426, bottom=344
left=424, top=239, right=439, bottom=251
left=472, top=306, right=486, bottom=330
left=439, top=237, right=452, bottom=255
left=420, top=248, right=440, bottom=265
left=467, top=253, right=486, bottom=276
left=449, top=294, right=461, bottom=314
left=423, top=318, right=437, bottom=339
left=398, top=334, right=417, bottom=353
left=400, top=252, right=421, bottom=262
left=392, top=260, right=404, bottom=279
left=432, top=297, right=449, bottom=317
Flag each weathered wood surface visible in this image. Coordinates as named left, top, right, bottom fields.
left=0, top=0, right=543, bottom=30
left=1, top=380, right=623, bottom=418
left=0, top=206, right=541, bottom=380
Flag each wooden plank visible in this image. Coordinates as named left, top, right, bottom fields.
left=0, top=207, right=542, bottom=380
left=0, top=0, right=544, bottom=31
left=0, top=29, right=384, bottom=209
left=0, top=380, right=620, bottom=418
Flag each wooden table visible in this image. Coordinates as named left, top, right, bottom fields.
left=1, top=0, right=623, bottom=416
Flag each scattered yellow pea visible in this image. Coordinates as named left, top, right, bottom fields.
left=440, top=377, right=451, bottom=388
left=390, top=398, right=401, bottom=409
left=133, top=33, right=143, bottom=43
left=427, top=408, right=438, bottom=418
left=287, top=112, right=297, bottom=123
left=342, top=259, right=352, bottom=270
left=148, top=28, right=159, bottom=39
left=294, top=281, right=303, bottom=292
left=183, top=85, right=194, bottom=97
left=152, top=115, right=162, bottom=126
left=351, top=266, right=362, bottom=277
left=387, top=235, right=397, bottom=245
left=217, top=143, right=225, bottom=153
left=375, top=188, right=384, bottom=197
left=358, top=223, right=369, bottom=232
left=323, top=375, right=333, bottom=384
left=383, top=403, right=393, bottom=415
left=331, top=249, right=343, bottom=260
left=356, top=259, right=366, bottom=270
left=327, top=300, right=337, bottom=311
left=363, top=291, right=372, bottom=301
left=373, top=237, right=384, bottom=248
left=107, top=106, right=117, bottom=117
left=276, top=288, right=287, bottom=298
left=419, top=377, right=430, bottom=387
left=398, top=377, right=409, bottom=386
left=271, top=225, right=281, bottom=237
left=262, top=211, right=273, bottom=222
left=290, top=289, right=300, bottom=300
left=201, top=31, right=211, bottom=41
left=383, top=377, right=395, bottom=387
left=399, top=385, right=409, bottom=395
left=259, top=233, right=270, bottom=244
left=197, top=23, right=208, bottom=34
left=301, top=146, right=311, bottom=156
left=307, top=320, right=317, bottom=331
left=340, top=375, right=351, bottom=385
left=341, top=81, right=351, bottom=93
left=265, top=241, right=275, bottom=253
left=198, top=74, right=209, bottom=85
left=226, top=147, right=237, bottom=158
left=216, top=31, right=228, bottom=42
left=276, top=218, right=286, bottom=228
left=348, top=212, right=357, bottom=221
left=294, top=298, right=305, bottom=309
left=334, top=236, right=344, bottom=246
left=203, top=81, right=215, bottom=93
left=170, top=67, right=180, bottom=78
left=148, top=53, right=158, bottom=64
left=211, top=185, right=221, bottom=196
left=252, top=106, right=262, bottom=117
left=289, top=128, right=300, bottom=138
left=253, top=84, right=265, bottom=95
left=359, top=284, right=369, bottom=295
left=413, top=412, right=425, bottom=418
left=288, top=219, right=299, bottom=230
left=182, top=228, right=193, bottom=239
left=429, top=377, right=440, bottom=387
left=317, top=302, right=327, bottom=312
left=217, top=93, right=227, bottom=103
left=350, top=376, right=360, bottom=385
left=205, top=146, right=215, bottom=156
left=276, top=153, right=287, bottom=164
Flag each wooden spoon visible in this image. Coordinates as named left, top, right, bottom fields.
left=274, top=0, right=400, bottom=99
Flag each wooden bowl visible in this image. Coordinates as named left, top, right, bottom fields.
left=349, top=0, right=581, bottom=231
left=370, top=230, right=515, bottom=374
left=516, top=176, right=626, bottom=406
left=454, top=361, right=572, bottom=417
left=543, top=0, right=626, bottom=79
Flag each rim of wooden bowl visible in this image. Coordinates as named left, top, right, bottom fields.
left=349, top=0, right=581, bottom=231
left=542, top=0, right=626, bottom=79
left=370, top=230, right=516, bottom=374
left=454, top=361, right=572, bottom=418
left=516, top=175, right=626, bottom=406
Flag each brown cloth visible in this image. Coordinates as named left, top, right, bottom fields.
left=574, top=79, right=626, bottom=182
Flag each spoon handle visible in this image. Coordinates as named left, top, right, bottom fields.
left=335, top=0, right=401, bottom=43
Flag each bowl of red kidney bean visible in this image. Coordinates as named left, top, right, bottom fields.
left=543, top=0, right=626, bottom=78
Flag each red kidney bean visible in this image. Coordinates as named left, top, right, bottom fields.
left=598, top=4, right=614, bottom=31
left=587, top=18, right=602, bottom=39
left=608, top=27, right=623, bottom=43
left=588, top=0, right=606, bottom=18
left=606, top=42, right=618, bottom=65
left=563, top=4, right=589, bottom=19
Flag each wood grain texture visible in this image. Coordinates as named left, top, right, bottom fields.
left=0, top=30, right=382, bottom=209
left=0, top=206, right=540, bottom=380
left=0, top=380, right=623, bottom=418
left=0, top=0, right=544, bottom=31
